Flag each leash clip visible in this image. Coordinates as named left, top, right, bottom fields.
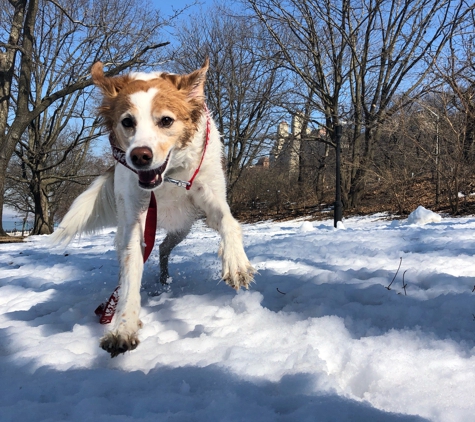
left=164, top=177, right=190, bottom=189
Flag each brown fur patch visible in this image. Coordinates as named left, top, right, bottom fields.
left=91, top=61, right=208, bottom=145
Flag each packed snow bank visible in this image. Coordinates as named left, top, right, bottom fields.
left=1, top=214, right=475, bottom=422
left=336, top=220, right=346, bottom=229
left=299, top=221, right=315, bottom=232
left=407, top=205, right=442, bottom=225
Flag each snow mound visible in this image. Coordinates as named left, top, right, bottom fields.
left=299, top=221, right=315, bottom=232
left=336, top=220, right=346, bottom=230
left=407, top=206, right=441, bottom=225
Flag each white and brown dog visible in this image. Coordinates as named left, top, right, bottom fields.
left=51, top=60, right=255, bottom=357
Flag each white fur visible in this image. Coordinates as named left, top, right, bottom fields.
left=51, top=89, right=255, bottom=357
left=130, top=71, right=165, bottom=81
left=125, top=89, right=164, bottom=167
left=50, top=170, right=116, bottom=247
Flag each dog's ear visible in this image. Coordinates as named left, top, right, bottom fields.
left=91, top=62, right=130, bottom=98
left=177, top=58, right=209, bottom=100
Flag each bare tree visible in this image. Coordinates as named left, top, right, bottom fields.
left=343, top=0, right=472, bottom=208
left=0, top=0, right=171, bottom=235
left=248, top=0, right=472, bottom=210
left=368, top=106, right=433, bottom=214
left=443, top=14, right=475, bottom=213
left=173, top=4, right=286, bottom=200
left=248, top=0, right=350, bottom=210
left=5, top=135, right=108, bottom=232
left=13, top=109, right=101, bottom=234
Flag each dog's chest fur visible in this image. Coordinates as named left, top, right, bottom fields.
left=154, top=184, right=200, bottom=231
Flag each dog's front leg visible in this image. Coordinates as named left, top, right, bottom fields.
left=100, top=187, right=150, bottom=358
left=192, top=185, right=255, bottom=290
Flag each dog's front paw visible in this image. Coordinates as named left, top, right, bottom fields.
left=100, top=331, right=140, bottom=358
left=223, top=260, right=256, bottom=290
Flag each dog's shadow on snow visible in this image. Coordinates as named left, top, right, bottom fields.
left=2, top=361, right=428, bottom=422
left=0, top=244, right=119, bottom=339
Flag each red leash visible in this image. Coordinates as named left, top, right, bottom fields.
left=95, top=106, right=210, bottom=324
left=143, top=193, right=157, bottom=262
left=186, top=104, right=211, bottom=190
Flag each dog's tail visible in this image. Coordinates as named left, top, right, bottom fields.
left=50, top=168, right=117, bottom=246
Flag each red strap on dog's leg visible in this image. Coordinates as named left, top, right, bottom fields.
left=95, top=286, right=120, bottom=324
left=95, top=193, right=157, bottom=323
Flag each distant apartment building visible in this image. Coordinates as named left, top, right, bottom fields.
left=271, top=114, right=327, bottom=181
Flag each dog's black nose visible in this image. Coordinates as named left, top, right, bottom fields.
left=130, top=147, right=153, bottom=167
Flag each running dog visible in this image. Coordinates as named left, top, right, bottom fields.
left=51, top=60, right=255, bottom=357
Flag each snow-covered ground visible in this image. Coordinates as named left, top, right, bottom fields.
left=1, top=209, right=474, bottom=422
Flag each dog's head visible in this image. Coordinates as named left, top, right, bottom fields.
left=91, top=60, right=209, bottom=190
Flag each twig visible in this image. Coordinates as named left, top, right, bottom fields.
left=386, top=257, right=402, bottom=290
left=402, top=270, right=408, bottom=296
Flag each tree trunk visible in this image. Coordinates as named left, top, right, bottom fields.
left=348, top=124, right=379, bottom=208
left=315, top=143, right=329, bottom=202
left=345, top=127, right=365, bottom=209
left=0, top=127, right=26, bottom=235
left=0, top=0, right=28, bottom=236
left=0, top=0, right=38, bottom=235
left=0, top=158, right=10, bottom=236
left=31, top=176, right=53, bottom=235
left=463, top=103, right=475, bottom=160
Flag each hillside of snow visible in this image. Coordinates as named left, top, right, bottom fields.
left=1, top=210, right=474, bottom=421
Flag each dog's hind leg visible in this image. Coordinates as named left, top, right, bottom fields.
left=159, top=227, right=191, bottom=285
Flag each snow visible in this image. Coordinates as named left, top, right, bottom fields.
left=299, top=221, right=315, bottom=232
left=336, top=220, right=346, bottom=230
left=406, top=205, right=442, bottom=225
left=1, top=211, right=475, bottom=422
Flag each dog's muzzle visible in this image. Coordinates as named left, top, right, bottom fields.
left=137, top=156, right=169, bottom=190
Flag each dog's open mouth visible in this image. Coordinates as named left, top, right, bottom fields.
left=137, top=156, right=169, bottom=190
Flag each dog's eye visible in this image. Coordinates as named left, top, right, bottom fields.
left=160, top=117, right=174, bottom=128
left=121, top=118, right=134, bottom=128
